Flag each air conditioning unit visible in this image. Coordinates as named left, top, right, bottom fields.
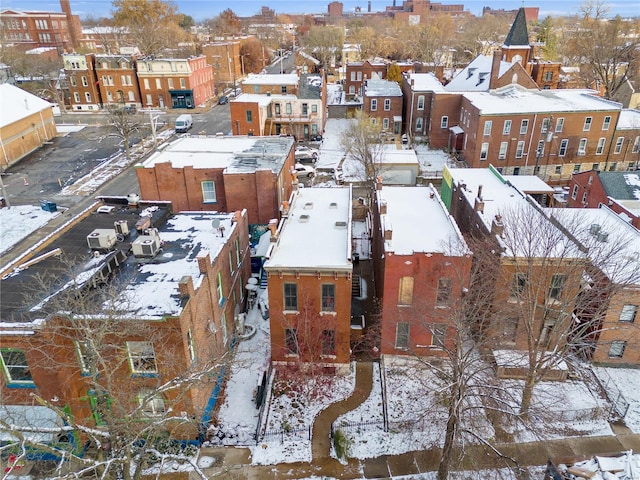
left=132, top=229, right=161, bottom=258
left=87, top=229, right=117, bottom=251
left=114, top=220, right=129, bottom=236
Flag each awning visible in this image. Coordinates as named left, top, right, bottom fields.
left=449, top=126, right=464, bottom=135
left=393, top=116, right=402, bottom=122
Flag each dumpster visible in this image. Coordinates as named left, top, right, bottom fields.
left=40, top=200, right=57, bottom=212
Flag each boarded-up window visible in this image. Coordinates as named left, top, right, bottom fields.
left=398, top=276, right=414, bottom=305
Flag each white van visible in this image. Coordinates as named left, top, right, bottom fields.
left=175, top=114, right=193, bottom=133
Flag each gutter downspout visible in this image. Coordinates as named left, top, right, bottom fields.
left=524, top=113, right=538, bottom=170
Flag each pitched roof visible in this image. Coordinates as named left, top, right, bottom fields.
left=444, top=55, right=512, bottom=92
left=0, top=84, right=54, bottom=128
left=503, top=7, right=530, bottom=47
left=598, top=171, right=640, bottom=202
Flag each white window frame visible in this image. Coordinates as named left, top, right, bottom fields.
left=632, top=136, right=640, bottom=153
left=383, top=117, right=389, bottom=130
left=480, top=142, right=489, bottom=160
left=555, top=117, right=564, bottom=132
left=571, top=184, right=578, bottom=200
left=619, top=304, right=637, bottom=323
left=558, top=139, right=568, bottom=157
left=577, top=138, right=587, bottom=156
left=515, top=141, right=525, bottom=158
left=127, top=341, right=157, bottom=374
left=596, top=138, right=606, bottom=155
left=415, top=117, right=423, bottom=132
left=371, top=99, right=377, bottom=111
left=583, top=116, right=592, bottom=131
left=602, top=116, right=611, bottom=130
left=201, top=181, right=216, bottom=203
left=503, top=120, right=511, bottom=135
left=608, top=341, right=626, bottom=358
left=520, top=119, right=529, bottom=135
left=614, top=136, right=624, bottom=154
left=440, top=116, right=448, bottom=128
left=417, top=95, right=425, bottom=110
left=395, top=322, right=410, bottom=350
left=137, top=389, right=165, bottom=416
left=483, top=120, right=492, bottom=136
left=498, top=142, right=508, bottom=159
left=384, top=98, right=390, bottom=111
left=0, top=349, right=34, bottom=385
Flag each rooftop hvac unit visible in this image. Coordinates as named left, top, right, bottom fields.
left=87, top=229, right=117, bottom=251
left=132, top=230, right=161, bottom=258
left=114, top=220, right=129, bottom=236
left=590, top=224, right=601, bottom=235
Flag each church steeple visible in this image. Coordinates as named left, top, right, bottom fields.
left=502, top=7, right=531, bottom=65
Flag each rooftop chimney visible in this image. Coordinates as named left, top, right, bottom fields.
left=474, top=184, right=484, bottom=213
left=379, top=200, right=387, bottom=215
left=491, top=214, right=504, bottom=236
left=489, top=50, right=502, bottom=90
left=268, top=218, right=279, bottom=242
left=376, top=176, right=383, bottom=190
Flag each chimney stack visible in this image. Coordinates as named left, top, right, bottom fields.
left=489, top=50, right=502, bottom=90
left=268, top=218, right=279, bottom=242
left=491, top=214, right=504, bottom=236
left=376, top=176, right=383, bottom=190
left=474, top=185, right=485, bottom=213
left=379, top=200, right=387, bottom=215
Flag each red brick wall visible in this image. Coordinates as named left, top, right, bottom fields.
left=592, top=288, right=640, bottom=366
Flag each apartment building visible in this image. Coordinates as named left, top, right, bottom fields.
left=363, top=77, right=403, bottom=135
left=136, top=56, right=213, bottom=109
left=0, top=202, right=251, bottom=439
left=345, top=60, right=413, bottom=98
left=372, top=184, right=471, bottom=357
left=94, top=54, right=141, bottom=108
left=263, top=187, right=353, bottom=374
left=201, top=41, right=242, bottom=91
left=136, top=136, right=296, bottom=226
left=63, top=54, right=100, bottom=111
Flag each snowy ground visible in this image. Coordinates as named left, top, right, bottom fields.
left=0, top=205, right=61, bottom=256
left=593, top=366, right=640, bottom=433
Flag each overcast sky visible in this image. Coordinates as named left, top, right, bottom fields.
left=4, top=0, right=639, bottom=21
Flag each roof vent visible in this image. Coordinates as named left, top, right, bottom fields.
left=335, top=221, right=347, bottom=228
left=304, top=202, right=313, bottom=209
left=329, top=202, right=338, bottom=209
left=597, top=231, right=608, bottom=243
left=299, top=214, right=310, bottom=222
left=589, top=224, right=601, bottom=235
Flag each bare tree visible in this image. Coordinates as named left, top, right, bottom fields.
left=300, top=26, right=344, bottom=72
left=105, top=106, right=142, bottom=162
left=340, top=111, right=386, bottom=192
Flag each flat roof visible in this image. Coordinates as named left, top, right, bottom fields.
left=141, top=136, right=294, bottom=174
left=503, top=175, right=554, bottom=194
left=264, top=187, right=352, bottom=271
left=242, top=73, right=298, bottom=85
left=364, top=77, right=402, bottom=97
left=377, top=185, right=469, bottom=255
left=464, top=85, right=621, bottom=115
left=617, top=109, right=640, bottom=130
left=0, top=202, right=240, bottom=326
left=405, top=72, right=446, bottom=93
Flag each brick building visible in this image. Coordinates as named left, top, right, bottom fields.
left=0, top=84, right=57, bottom=168
left=345, top=60, right=414, bottom=98
left=0, top=0, right=82, bottom=52
left=0, top=201, right=251, bottom=440
left=264, top=186, right=353, bottom=374
left=136, top=136, right=296, bottom=226
left=373, top=184, right=471, bottom=357
left=201, top=41, right=242, bottom=92
left=94, top=54, right=141, bottom=108
left=63, top=53, right=100, bottom=111
left=136, top=56, right=213, bottom=109
left=363, top=77, right=403, bottom=135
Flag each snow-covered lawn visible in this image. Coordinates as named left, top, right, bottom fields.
left=593, top=366, right=640, bottom=433
left=0, top=205, right=61, bottom=256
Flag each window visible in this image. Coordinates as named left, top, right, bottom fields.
left=483, top=120, right=492, bottom=136
left=322, top=284, right=336, bottom=312
left=503, top=120, right=511, bottom=135
left=498, top=142, right=508, bottom=159
left=415, top=117, right=423, bottom=132
left=558, top=139, right=568, bottom=157
left=573, top=164, right=581, bottom=173
left=235, top=238, right=241, bottom=266
left=350, top=71, right=356, bottom=81
left=544, top=71, right=553, bottom=82
left=371, top=99, right=377, bottom=111
left=383, top=118, right=389, bottom=130
left=614, top=137, right=624, bottom=154
left=0, top=349, right=34, bottom=385
left=398, top=276, right=414, bottom=305
left=302, top=103, right=308, bottom=115
left=596, top=138, right=606, bottom=155
left=583, top=116, right=592, bottom=131
left=73, top=92, right=80, bottom=102
left=384, top=99, right=390, bottom=111
left=515, top=141, right=525, bottom=158
left=395, top=322, right=410, bottom=349
left=582, top=191, right=587, bottom=203
left=168, top=78, right=174, bottom=88
left=322, top=330, right=336, bottom=356
left=137, top=389, right=165, bottom=416
left=511, top=273, right=527, bottom=298
left=180, top=78, right=186, bottom=88
left=541, top=117, right=551, bottom=133
left=480, top=143, right=489, bottom=160
left=436, top=278, right=452, bottom=306
left=75, top=340, right=93, bottom=375
left=284, top=283, right=298, bottom=310
left=216, top=272, right=224, bottom=305
left=520, top=119, right=529, bottom=135
left=348, top=85, right=355, bottom=94
left=619, top=305, right=637, bottom=323
left=356, top=71, right=362, bottom=81
left=128, top=91, right=135, bottom=101
left=571, top=184, right=578, bottom=200
left=275, top=104, right=281, bottom=115
left=602, top=116, right=611, bottom=130
left=85, top=92, right=91, bottom=102
left=431, top=324, right=446, bottom=348
left=285, top=103, right=292, bottom=114
left=312, top=104, right=317, bottom=113
left=536, top=140, right=545, bottom=157
left=201, top=181, right=216, bottom=203
left=187, top=329, right=196, bottom=363
left=632, top=136, right=640, bottom=153
left=548, top=274, right=566, bottom=301
left=513, top=167, right=520, bottom=175
left=81, top=76, right=88, bottom=86
left=503, top=318, right=518, bottom=343
left=608, top=341, right=626, bottom=358
left=126, top=341, right=157, bottom=374
left=285, top=328, right=298, bottom=354
left=87, top=391, right=111, bottom=425
left=70, top=76, right=77, bottom=87
left=246, top=110, right=252, bottom=122
left=577, top=138, right=587, bottom=156
left=555, top=165, right=562, bottom=174
left=592, top=163, right=599, bottom=171
left=281, top=85, right=287, bottom=94
left=440, top=116, right=448, bottom=128
left=417, top=95, right=425, bottom=110
left=229, top=251, right=234, bottom=275
left=609, top=162, right=617, bottom=171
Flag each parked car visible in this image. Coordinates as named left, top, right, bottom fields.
left=333, top=168, right=344, bottom=184
left=294, top=146, right=319, bottom=163
left=293, top=163, right=316, bottom=178
left=218, top=95, right=228, bottom=105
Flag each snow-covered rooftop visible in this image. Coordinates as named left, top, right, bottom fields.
left=364, top=77, right=402, bottom=97
left=444, top=54, right=511, bottom=92
left=141, top=136, right=293, bottom=173
left=617, top=109, right=640, bottom=130
left=0, top=84, right=55, bottom=128
left=242, top=73, right=298, bottom=86
left=377, top=185, right=469, bottom=255
left=264, top=187, right=352, bottom=271
left=464, top=85, right=621, bottom=115
left=230, top=93, right=286, bottom=106
left=405, top=72, right=445, bottom=92
left=503, top=175, right=554, bottom=194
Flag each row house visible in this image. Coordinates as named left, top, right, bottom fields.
left=364, top=77, right=403, bottom=135
left=136, top=135, right=296, bottom=226
left=136, top=56, right=213, bottom=109
left=201, top=41, right=242, bottom=91
left=567, top=170, right=640, bottom=229
left=372, top=184, right=471, bottom=357
left=63, top=53, right=101, bottom=111
left=230, top=73, right=327, bottom=141
left=0, top=0, right=82, bottom=51
left=95, top=54, right=141, bottom=107
left=345, top=60, right=413, bottom=98
left=0, top=202, right=251, bottom=441
left=264, top=186, right=353, bottom=375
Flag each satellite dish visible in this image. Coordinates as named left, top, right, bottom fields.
left=211, top=219, right=220, bottom=229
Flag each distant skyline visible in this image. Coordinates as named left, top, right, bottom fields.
left=3, top=0, right=639, bottom=21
